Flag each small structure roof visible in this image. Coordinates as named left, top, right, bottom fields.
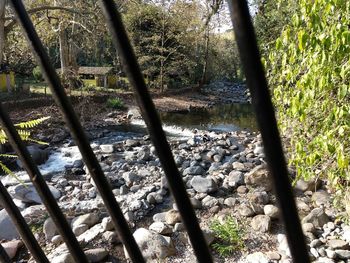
left=78, top=67, right=113, bottom=75
left=56, top=66, right=114, bottom=75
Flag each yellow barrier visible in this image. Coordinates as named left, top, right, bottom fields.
left=81, top=78, right=97, bottom=87
left=0, top=72, right=15, bottom=92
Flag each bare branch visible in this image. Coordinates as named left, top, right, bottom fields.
left=68, top=20, right=92, bottom=34
left=5, top=5, right=91, bottom=34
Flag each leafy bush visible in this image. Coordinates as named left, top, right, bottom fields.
left=264, top=0, right=350, bottom=192
left=209, top=216, right=244, bottom=256
left=32, top=66, right=43, bottom=82
left=106, top=98, right=125, bottom=110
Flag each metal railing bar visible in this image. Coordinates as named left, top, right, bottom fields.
left=227, top=1, right=310, bottom=262
left=9, top=1, right=145, bottom=262
left=0, top=243, right=11, bottom=263
left=0, top=103, right=88, bottom=263
left=0, top=180, right=49, bottom=263
left=99, top=1, right=213, bottom=262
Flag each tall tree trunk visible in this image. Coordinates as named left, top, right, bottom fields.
left=59, top=28, right=70, bottom=76
left=160, top=59, right=164, bottom=92
left=59, top=27, right=75, bottom=91
left=69, top=14, right=78, bottom=72
left=159, top=0, right=165, bottom=93
left=0, top=0, right=11, bottom=92
left=0, top=0, right=5, bottom=66
left=198, top=28, right=210, bottom=91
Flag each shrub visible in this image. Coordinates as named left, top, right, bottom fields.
left=32, top=66, right=43, bottom=82
left=106, top=97, right=125, bottom=110
left=264, top=0, right=350, bottom=193
left=209, top=215, right=245, bottom=256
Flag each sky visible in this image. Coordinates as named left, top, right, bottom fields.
left=214, top=1, right=257, bottom=33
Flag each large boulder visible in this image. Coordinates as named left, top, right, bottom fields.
left=311, top=190, right=331, bottom=207
left=245, top=164, right=272, bottom=191
left=226, top=170, right=244, bottom=188
left=124, top=228, right=175, bottom=260
left=183, top=166, right=205, bottom=176
left=190, top=176, right=217, bottom=193
left=85, top=248, right=109, bottom=262
left=302, top=208, right=330, bottom=228
left=16, top=145, right=49, bottom=168
left=43, top=217, right=57, bottom=241
left=1, top=240, right=23, bottom=259
left=0, top=209, right=19, bottom=240
left=8, top=183, right=60, bottom=204
left=165, top=209, right=181, bottom=225
left=294, top=178, right=322, bottom=192
left=251, top=215, right=271, bottom=233
left=71, top=213, right=99, bottom=229
left=246, top=252, right=270, bottom=263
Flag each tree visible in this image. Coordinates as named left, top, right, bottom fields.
left=253, top=0, right=297, bottom=50
left=0, top=0, right=5, bottom=66
left=261, top=0, right=350, bottom=195
left=196, top=0, right=224, bottom=90
left=2, top=1, right=100, bottom=78
left=124, top=1, right=199, bottom=91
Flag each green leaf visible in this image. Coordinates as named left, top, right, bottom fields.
left=298, top=30, right=308, bottom=51
left=338, top=85, right=348, bottom=99
left=276, top=38, right=282, bottom=50
left=342, top=31, right=350, bottom=44
left=14, top=116, right=50, bottom=129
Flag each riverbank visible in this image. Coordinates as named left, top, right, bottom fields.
left=6, top=81, right=249, bottom=145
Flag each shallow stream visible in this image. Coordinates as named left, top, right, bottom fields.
left=4, top=103, right=256, bottom=183
left=160, top=103, right=257, bottom=132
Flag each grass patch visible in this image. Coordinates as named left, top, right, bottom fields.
left=29, top=223, right=43, bottom=234
left=209, top=215, right=245, bottom=256
left=106, top=97, right=125, bottom=110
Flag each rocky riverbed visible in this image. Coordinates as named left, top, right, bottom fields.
left=1, top=82, right=349, bottom=262
left=1, top=126, right=349, bottom=263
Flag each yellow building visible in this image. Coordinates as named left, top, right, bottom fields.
left=57, top=66, right=117, bottom=88
left=0, top=72, right=15, bottom=92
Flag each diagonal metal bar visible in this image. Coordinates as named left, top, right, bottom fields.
left=227, top=1, right=310, bottom=262
left=0, top=180, right=49, bottom=263
left=9, top=1, right=145, bottom=262
left=99, top=1, right=213, bottom=262
left=0, top=103, right=88, bottom=263
left=0, top=243, right=11, bottom=263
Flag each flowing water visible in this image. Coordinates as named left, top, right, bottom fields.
left=4, top=103, right=256, bottom=183
left=114, top=103, right=257, bottom=137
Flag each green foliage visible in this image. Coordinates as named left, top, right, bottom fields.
left=32, top=66, right=43, bottom=82
left=207, top=33, right=242, bottom=82
left=106, top=98, right=125, bottom=110
left=124, top=2, right=198, bottom=90
left=209, top=216, right=245, bottom=256
left=0, top=117, right=50, bottom=145
left=14, top=117, right=50, bottom=129
left=254, top=1, right=298, bottom=48
left=29, top=223, right=44, bottom=234
left=0, top=117, right=49, bottom=175
left=263, top=0, right=350, bottom=190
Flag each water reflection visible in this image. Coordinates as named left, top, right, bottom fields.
left=160, top=104, right=257, bottom=132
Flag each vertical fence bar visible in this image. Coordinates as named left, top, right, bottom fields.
left=227, top=1, right=310, bottom=262
left=0, top=103, right=88, bottom=263
left=99, top=1, right=213, bottom=262
left=0, top=243, right=11, bottom=263
left=9, top=1, right=145, bottom=262
left=0, top=181, right=49, bottom=263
